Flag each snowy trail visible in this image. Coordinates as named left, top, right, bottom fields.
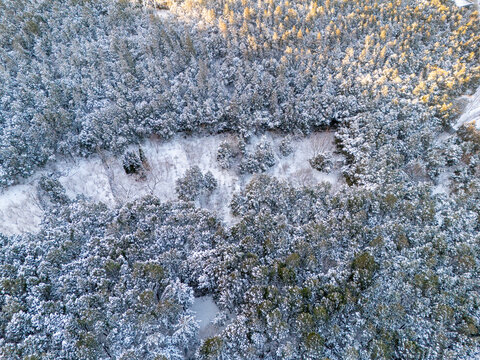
left=0, top=132, right=344, bottom=236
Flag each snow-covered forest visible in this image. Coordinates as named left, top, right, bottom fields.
left=1, top=0, right=480, bottom=359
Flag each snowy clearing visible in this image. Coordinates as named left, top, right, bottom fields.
left=453, top=85, right=480, bottom=130
left=189, top=296, right=221, bottom=339
left=455, top=0, right=474, bottom=7
left=0, top=132, right=344, bottom=235
left=0, top=184, right=43, bottom=236
left=155, top=9, right=171, bottom=20
left=432, top=171, right=452, bottom=196
left=59, top=132, right=344, bottom=224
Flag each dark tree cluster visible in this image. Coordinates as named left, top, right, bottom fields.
left=239, top=138, right=276, bottom=174
left=309, top=153, right=333, bottom=173
left=175, top=166, right=217, bottom=201
left=123, top=148, right=149, bottom=177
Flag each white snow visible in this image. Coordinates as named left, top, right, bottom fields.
left=189, top=296, right=220, bottom=339
left=57, top=157, right=117, bottom=206
left=268, top=132, right=342, bottom=188
left=155, top=9, right=171, bottom=19
left=455, top=0, right=473, bottom=7
left=0, top=184, right=43, bottom=235
left=435, top=131, right=452, bottom=143
left=453, top=86, right=480, bottom=130
left=0, top=132, right=344, bottom=235
left=84, top=134, right=245, bottom=223
left=432, top=171, right=451, bottom=196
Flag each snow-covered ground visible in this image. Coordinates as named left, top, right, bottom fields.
left=0, top=184, right=43, bottom=235
left=431, top=82, right=480, bottom=197
left=155, top=9, right=171, bottom=20
left=454, top=85, right=480, bottom=130
left=432, top=171, right=452, bottom=196
left=189, top=296, right=221, bottom=339
left=0, top=132, right=344, bottom=235
left=455, top=0, right=474, bottom=7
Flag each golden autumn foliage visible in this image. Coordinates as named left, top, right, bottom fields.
left=173, top=0, right=480, bottom=120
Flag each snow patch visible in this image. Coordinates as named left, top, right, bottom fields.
left=57, top=158, right=116, bottom=206
left=432, top=171, right=451, bottom=196
left=453, top=86, right=480, bottom=130
left=155, top=9, right=171, bottom=19
left=268, top=132, right=342, bottom=188
left=455, top=0, right=473, bottom=7
left=0, top=184, right=43, bottom=235
left=190, top=296, right=220, bottom=339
